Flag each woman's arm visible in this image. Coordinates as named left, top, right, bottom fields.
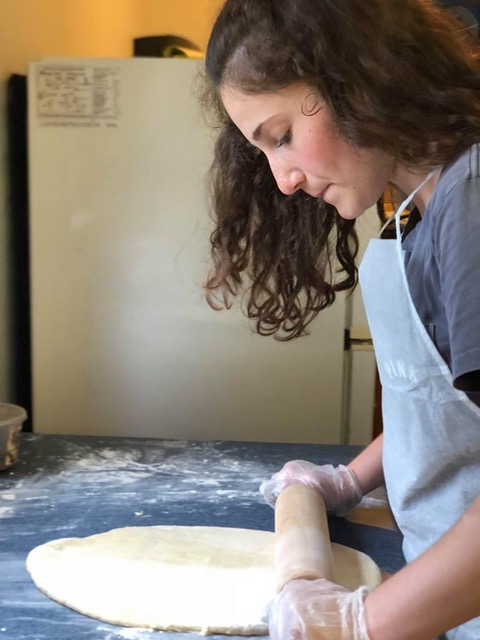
left=366, top=494, right=480, bottom=639
left=348, top=432, right=385, bottom=495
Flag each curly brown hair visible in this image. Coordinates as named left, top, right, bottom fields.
left=203, top=0, right=480, bottom=340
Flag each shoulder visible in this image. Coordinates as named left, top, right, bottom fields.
left=425, top=144, right=480, bottom=242
left=434, top=143, right=480, bottom=202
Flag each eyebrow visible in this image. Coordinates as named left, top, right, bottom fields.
left=251, top=115, right=276, bottom=141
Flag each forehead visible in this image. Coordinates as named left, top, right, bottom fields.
left=220, top=82, right=309, bottom=132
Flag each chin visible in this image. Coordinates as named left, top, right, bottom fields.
left=335, top=198, right=376, bottom=220
left=335, top=206, right=364, bottom=221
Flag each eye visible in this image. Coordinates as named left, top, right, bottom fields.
left=277, top=130, right=292, bottom=148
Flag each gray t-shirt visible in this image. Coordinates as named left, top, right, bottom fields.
left=402, top=143, right=480, bottom=407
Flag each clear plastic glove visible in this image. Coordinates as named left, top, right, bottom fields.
left=268, top=578, right=370, bottom=640
left=260, top=461, right=363, bottom=515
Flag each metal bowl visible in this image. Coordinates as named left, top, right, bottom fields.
left=0, top=404, right=28, bottom=471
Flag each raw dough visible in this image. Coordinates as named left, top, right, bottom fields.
left=26, top=525, right=382, bottom=636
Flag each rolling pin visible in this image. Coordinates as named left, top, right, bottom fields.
left=275, top=484, right=336, bottom=592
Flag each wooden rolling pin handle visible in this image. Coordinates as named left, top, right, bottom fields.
left=275, top=484, right=335, bottom=592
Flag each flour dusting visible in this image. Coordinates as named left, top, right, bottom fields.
left=25, top=439, right=271, bottom=504
left=96, top=625, right=153, bottom=639
left=4, top=438, right=273, bottom=535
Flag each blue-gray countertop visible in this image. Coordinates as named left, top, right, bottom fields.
left=0, top=434, right=405, bottom=640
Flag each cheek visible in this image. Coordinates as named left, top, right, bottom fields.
left=300, top=137, right=330, bottom=170
left=303, top=126, right=343, bottom=170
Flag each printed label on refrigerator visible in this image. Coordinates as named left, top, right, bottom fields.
left=35, top=65, right=121, bottom=127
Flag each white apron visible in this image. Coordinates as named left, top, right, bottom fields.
left=358, top=177, right=480, bottom=639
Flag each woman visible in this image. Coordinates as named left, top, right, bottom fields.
left=202, top=0, right=480, bottom=638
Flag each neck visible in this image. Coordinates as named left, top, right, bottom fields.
left=390, top=164, right=441, bottom=215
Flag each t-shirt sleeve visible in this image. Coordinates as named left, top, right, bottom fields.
left=435, top=177, right=480, bottom=391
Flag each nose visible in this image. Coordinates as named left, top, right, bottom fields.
left=269, top=160, right=305, bottom=196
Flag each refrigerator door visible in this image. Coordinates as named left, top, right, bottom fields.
left=343, top=206, right=380, bottom=445
left=346, top=332, right=377, bottom=445
left=28, top=58, right=346, bottom=443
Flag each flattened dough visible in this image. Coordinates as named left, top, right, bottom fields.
left=26, top=526, right=382, bottom=635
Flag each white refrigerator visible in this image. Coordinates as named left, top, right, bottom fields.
left=27, top=57, right=377, bottom=444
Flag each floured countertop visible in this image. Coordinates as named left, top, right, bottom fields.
left=0, top=434, right=405, bottom=640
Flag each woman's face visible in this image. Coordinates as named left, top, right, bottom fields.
left=221, top=82, right=395, bottom=220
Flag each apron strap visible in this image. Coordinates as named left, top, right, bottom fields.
left=378, top=169, right=438, bottom=239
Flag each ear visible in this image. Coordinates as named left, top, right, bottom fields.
left=302, top=92, right=322, bottom=116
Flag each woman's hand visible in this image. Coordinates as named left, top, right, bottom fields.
left=260, top=461, right=363, bottom=515
left=268, top=578, right=370, bottom=640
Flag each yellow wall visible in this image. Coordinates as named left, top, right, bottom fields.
left=0, top=0, right=222, bottom=80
